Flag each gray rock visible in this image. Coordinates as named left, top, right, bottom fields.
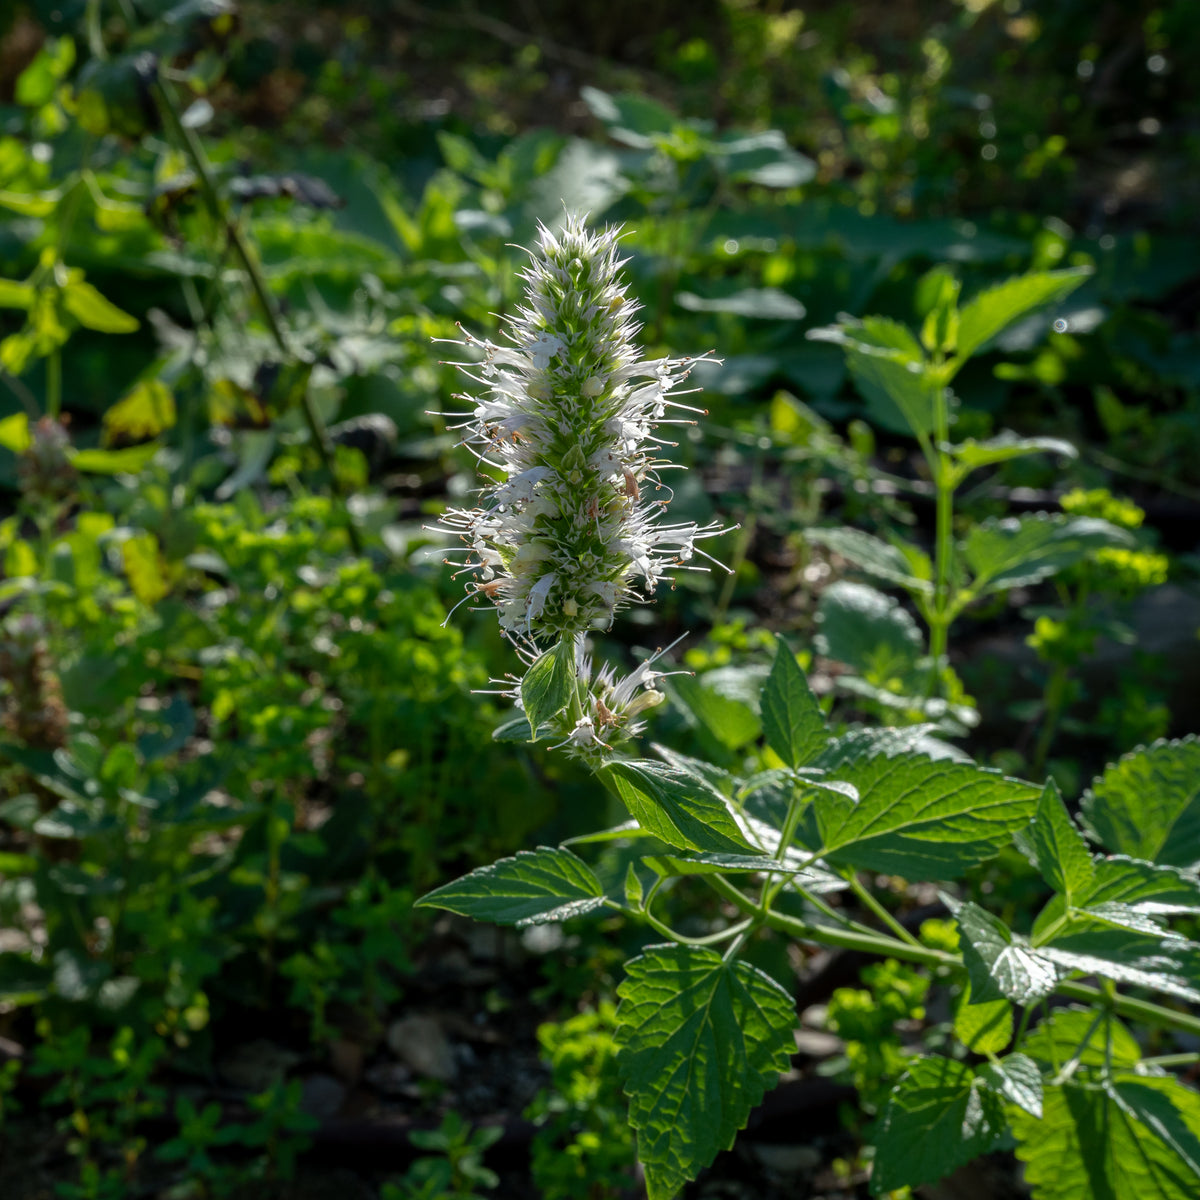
left=300, top=1073, right=347, bottom=1119
left=386, top=1014, right=457, bottom=1082
left=217, top=1040, right=301, bottom=1091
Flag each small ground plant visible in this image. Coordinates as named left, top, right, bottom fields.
left=420, top=212, right=1200, bottom=1200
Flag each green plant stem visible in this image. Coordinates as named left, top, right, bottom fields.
left=1143, top=1053, right=1200, bottom=1068
left=1, top=368, right=40, bottom=417
left=84, top=0, right=106, bottom=59
left=757, top=792, right=875, bottom=937
left=1031, top=663, right=1070, bottom=775
left=1014, top=1001, right=1035, bottom=1047
left=622, top=896, right=753, bottom=949
left=714, top=508, right=754, bottom=625
left=150, top=75, right=363, bottom=555
left=45, top=349, right=62, bottom=419
left=1051, top=1005, right=1106, bottom=1086
left=709, top=872, right=956, bottom=966
left=924, top=381, right=955, bottom=698
left=843, top=870, right=921, bottom=947
left=705, top=873, right=1200, bottom=1039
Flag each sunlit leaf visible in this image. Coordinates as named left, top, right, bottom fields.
left=601, top=759, right=755, bottom=855
left=0, top=280, right=34, bottom=309
left=414, top=846, right=606, bottom=926
left=121, top=533, right=170, bottom=606
left=816, top=754, right=1039, bottom=880
left=1012, top=1074, right=1200, bottom=1200
left=62, top=281, right=139, bottom=334
left=953, top=899, right=1057, bottom=1004
left=978, top=1053, right=1042, bottom=1119
left=1031, top=778, right=1095, bottom=905
left=103, top=379, right=176, bottom=443
left=872, top=1057, right=1007, bottom=1194
left=73, top=444, right=159, bottom=474
left=616, top=944, right=794, bottom=1200
left=760, top=637, right=826, bottom=769
left=1082, top=737, right=1200, bottom=868
left=0, top=412, right=31, bottom=454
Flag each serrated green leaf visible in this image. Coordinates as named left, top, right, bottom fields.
left=1033, top=778, right=1095, bottom=905
left=954, top=899, right=1058, bottom=1003
left=845, top=340, right=941, bottom=437
left=947, top=432, right=1077, bottom=473
left=815, top=581, right=923, bottom=678
left=955, top=267, right=1091, bottom=362
left=1021, top=1007, right=1141, bottom=1069
left=1034, top=913, right=1200, bottom=1003
left=616, top=944, right=795, bottom=1200
left=920, top=275, right=960, bottom=355
left=492, top=713, right=534, bottom=742
left=601, top=760, right=755, bottom=855
left=852, top=315, right=926, bottom=356
left=1081, top=856, right=1200, bottom=916
left=955, top=986, right=1013, bottom=1055
left=414, top=846, right=606, bottom=926
left=812, top=724, right=970, bottom=768
left=805, top=527, right=933, bottom=593
left=520, top=639, right=576, bottom=735
left=62, top=280, right=139, bottom=333
left=623, top=862, right=644, bottom=910
left=650, top=744, right=734, bottom=793
left=1012, top=1075, right=1200, bottom=1200
left=1082, top=737, right=1200, bottom=868
left=760, top=636, right=827, bottom=768
left=816, top=754, right=1039, bottom=880
left=561, top=819, right=652, bottom=847
left=978, top=1053, right=1042, bottom=1118
left=915, top=266, right=961, bottom=321
left=1113, top=1077, right=1200, bottom=1179
left=1037, top=894, right=1170, bottom=938
left=962, top=514, right=1135, bottom=594
left=871, top=1057, right=1007, bottom=1195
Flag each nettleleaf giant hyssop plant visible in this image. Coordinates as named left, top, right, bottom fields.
left=420, top=215, right=1200, bottom=1200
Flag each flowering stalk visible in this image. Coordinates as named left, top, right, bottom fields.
left=435, top=213, right=728, bottom=757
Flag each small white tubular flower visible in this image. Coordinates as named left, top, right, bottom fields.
left=435, top=212, right=729, bottom=646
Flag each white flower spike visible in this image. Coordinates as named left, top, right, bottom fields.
left=436, top=212, right=730, bottom=646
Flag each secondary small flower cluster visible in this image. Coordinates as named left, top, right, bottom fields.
left=495, top=637, right=678, bottom=759
left=436, top=213, right=727, bottom=646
